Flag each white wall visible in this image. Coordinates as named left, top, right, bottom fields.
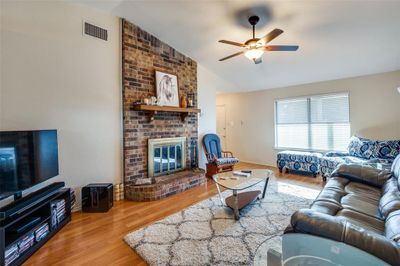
left=197, top=64, right=236, bottom=169
left=0, top=1, right=122, bottom=208
left=217, top=70, right=400, bottom=166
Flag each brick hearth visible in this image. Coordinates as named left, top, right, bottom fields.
left=122, top=19, right=204, bottom=201
left=125, top=169, right=207, bottom=201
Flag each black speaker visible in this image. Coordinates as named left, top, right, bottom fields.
left=81, top=183, right=113, bottom=212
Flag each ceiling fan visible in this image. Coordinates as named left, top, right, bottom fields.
left=218, top=15, right=299, bottom=64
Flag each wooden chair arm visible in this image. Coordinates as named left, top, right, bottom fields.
left=206, top=153, right=217, bottom=162
left=222, top=151, right=234, bottom=158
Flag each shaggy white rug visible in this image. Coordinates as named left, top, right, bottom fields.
left=124, top=176, right=320, bottom=266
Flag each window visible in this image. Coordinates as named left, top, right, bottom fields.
left=275, top=93, right=350, bottom=151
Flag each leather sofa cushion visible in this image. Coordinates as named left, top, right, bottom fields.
left=336, top=209, right=385, bottom=235
left=344, top=182, right=381, bottom=201
left=316, top=177, right=382, bottom=219
left=314, top=187, right=346, bottom=206
left=323, top=176, right=349, bottom=191
left=341, top=194, right=381, bottom=219
left=385, top=210, right=400, bottom=242
left=331, top=163, right=391, bottom=188
left=310, top=200, right=342, bottom=216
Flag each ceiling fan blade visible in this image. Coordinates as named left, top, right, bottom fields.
left=219, top=51, right=244, bottom=61
left=259, top=29, right=284, bottom=45
left=265, top=45, right=299, bottom=51
left=254, top=57, right=262, bottom=64
left=218, top=40, right=245, bottom=47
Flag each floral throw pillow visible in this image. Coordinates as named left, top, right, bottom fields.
left=348, top=136, right=376, bottom=159
left=374, top=140, right=400, bottom=159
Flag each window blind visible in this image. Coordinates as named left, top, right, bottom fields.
left=275, top=93, right=350, bottom=151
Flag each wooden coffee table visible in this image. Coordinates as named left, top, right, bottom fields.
left=213, top=169, right=272, bottom=220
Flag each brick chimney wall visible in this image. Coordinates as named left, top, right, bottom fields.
left=122, top=19, right=198, bottom=185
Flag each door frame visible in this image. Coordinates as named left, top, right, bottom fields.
left=216, top=104, right=227, bottom=150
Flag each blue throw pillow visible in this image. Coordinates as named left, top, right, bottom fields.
left=348, top=136, right=376, bottom=159
left=375, top=140, right=400, bottom=159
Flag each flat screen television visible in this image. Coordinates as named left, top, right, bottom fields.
left=0, top=130, right=59, bottom=200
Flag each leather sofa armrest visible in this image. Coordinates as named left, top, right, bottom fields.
left=290, top=209, right=400, bottom=265
left=284, top=224, right=294, bottom=234
left=330, top=163, right=391, bottom=188
left=290, top=209, right=346, bottom=242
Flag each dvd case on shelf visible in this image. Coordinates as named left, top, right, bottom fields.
left=5, top=244, right=19, bottom=266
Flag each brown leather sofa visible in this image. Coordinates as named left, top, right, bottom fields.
left=285, top=155, right=400, bottom=265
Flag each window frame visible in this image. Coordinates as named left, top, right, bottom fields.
left=274, top=92, right=351, bottom=152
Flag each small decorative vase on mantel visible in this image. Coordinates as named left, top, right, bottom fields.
left=187, top=92, right=195, bottom=107
left=180, top=95, right=188, bottom=108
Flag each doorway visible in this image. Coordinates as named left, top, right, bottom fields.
left=216, top=105, right=227, bottom=150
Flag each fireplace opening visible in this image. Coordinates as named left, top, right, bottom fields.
left=148, top=137, right=186, bottom=178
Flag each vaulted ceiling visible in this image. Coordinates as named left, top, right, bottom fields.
left=77, top=0, right=400, bottom=92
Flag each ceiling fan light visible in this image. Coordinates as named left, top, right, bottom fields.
left=244, top=48, right=264, bottom=61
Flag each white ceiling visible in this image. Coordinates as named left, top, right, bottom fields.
left=76, top=0, right=400, bottom=92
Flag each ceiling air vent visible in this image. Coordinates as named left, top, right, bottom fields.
left=83, top=21, right=108, bottom=41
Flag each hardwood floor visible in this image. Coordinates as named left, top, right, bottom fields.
left=24, top=163, right=324, bottom=266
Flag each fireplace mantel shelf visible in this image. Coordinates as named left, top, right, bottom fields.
left=133, top=104, right=201, bottom=122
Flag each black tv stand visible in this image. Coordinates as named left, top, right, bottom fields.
left=0, top=184, right=71, bottom=266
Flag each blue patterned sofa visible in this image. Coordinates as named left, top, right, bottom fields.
left=320, top=136, right=400, bottom=180
left=277, top=151, right=322, bottom=177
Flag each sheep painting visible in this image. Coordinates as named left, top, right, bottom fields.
left=155, top=71, right=179, bottom=107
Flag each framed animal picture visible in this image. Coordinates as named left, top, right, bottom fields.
left=155, top=70, right=179, bottom=107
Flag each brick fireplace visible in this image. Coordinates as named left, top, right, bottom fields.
left=122, top=19, right=206, bottom=201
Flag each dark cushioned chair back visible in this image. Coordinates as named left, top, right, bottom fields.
left=203, top=134, right=222, bottom=159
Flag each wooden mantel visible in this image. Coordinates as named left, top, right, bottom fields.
left=133, top=104, right=201, bottom=122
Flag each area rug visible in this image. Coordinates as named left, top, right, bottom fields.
left=124, top=176, right=320, bottom=266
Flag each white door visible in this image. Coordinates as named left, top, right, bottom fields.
left=216, top=105, right=227, bottom=150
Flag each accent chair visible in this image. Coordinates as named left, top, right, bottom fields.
left=202, top=133, right=239, bottom=178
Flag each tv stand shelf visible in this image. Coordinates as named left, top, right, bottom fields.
left=0, top=186, right=71, bottom=266
left=132, top=104, right=201, bottom=122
